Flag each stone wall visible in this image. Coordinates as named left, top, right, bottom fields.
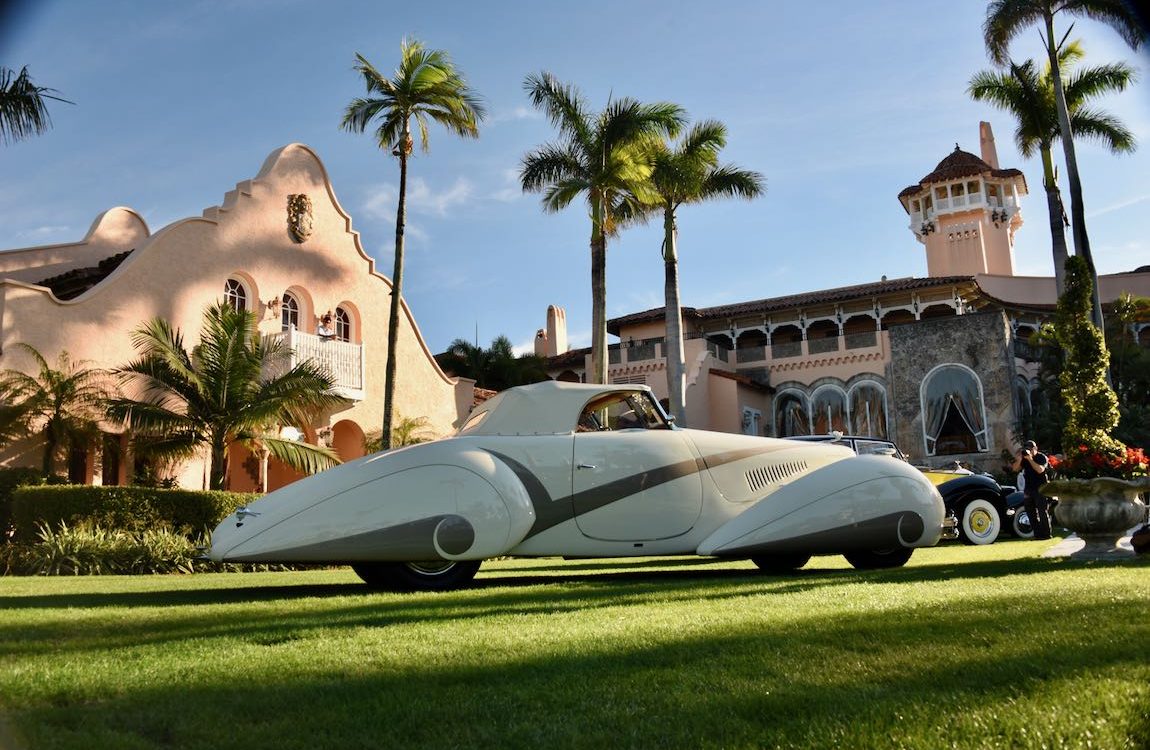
left=887, top=311, right=1017, bottom=472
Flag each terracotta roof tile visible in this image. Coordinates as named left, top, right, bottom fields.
left=898, top=146, right=1024, bottom=202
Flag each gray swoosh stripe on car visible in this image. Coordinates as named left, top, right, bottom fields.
left=484, top=446, right=783, bottom=539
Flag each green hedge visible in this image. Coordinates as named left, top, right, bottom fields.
left=0, top=467, right=50, bottom=536
left=9, top=485, right=258, bottom=543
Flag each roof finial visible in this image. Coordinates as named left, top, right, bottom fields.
left=954, top=142, right=960, bottom=151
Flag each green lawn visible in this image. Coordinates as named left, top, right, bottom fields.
left=1, top=540, right=1147, bottom=750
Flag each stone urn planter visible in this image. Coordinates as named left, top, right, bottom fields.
left=1044, top=476, right=1150, bottom=559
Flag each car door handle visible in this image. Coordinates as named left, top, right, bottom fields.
left=577, top=463, right=597, bottom=470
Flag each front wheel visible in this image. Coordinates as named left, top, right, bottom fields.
left=352, top=560, right=481, bottom=591
left=751, top=553, right=811, bottom=574
left=844, top=547, right=913, bottom=570
left=959, top=498, right=1001, bottom=545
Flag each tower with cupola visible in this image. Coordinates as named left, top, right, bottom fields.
left=898, top=122, right=1028, bottom=277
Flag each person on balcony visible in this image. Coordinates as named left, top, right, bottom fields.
left=317, top=314, right=335, bottom=340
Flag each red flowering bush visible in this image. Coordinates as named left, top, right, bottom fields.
left=1051, top=445, right=1149, bottom=480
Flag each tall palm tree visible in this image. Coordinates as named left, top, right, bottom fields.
left=648, top=121, right=764, bottom=426
left=520, top=73, right=685, bottom=385
left=0, top=345, right=109, bottom=477
left=0, top=66, right=71, bottom=145
left=340, top=38, right=485, bottom=450
left=984, top=0, right=1144, bottom=329
left=969, top=41, right=1136, bottom=295
left=106, top=302, right=347, bottom=491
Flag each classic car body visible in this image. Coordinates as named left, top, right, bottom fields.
left=208, top=382, right=948, bottom=589
left=789, top=434, right=1028, bottom=545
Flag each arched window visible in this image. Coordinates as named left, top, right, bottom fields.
left=1014, top=376, right=1032, bottom=419
left=773, top=390, right=810, bottom=437
left=281, top=292, right=299, bottom=331
left=921, top=364, right=988, bottom=455
left=849, top=381, right=888, bottom=438
left=335, top=307, right=351, bottom=342
left=811, top=386, right=847, bottom=434
left=224, top=279, right=247, bottom=312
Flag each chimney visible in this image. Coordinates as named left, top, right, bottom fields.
left=546, top=305, right=568, bottom=356
left=979, top=121, right=1000, bottom=169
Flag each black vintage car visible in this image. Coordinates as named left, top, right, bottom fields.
left=786, top=434, right=1031, bottom=545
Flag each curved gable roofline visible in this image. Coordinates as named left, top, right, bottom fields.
left=0, top=206, right=150, bottom=257
left=249, top=143, right=462, bottom=389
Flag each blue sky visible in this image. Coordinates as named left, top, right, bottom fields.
left=3, top=1, right=1148, bottom=355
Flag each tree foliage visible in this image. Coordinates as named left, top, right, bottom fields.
left=520, top=72, right=685, bottom=384
left=0, top=345, right=110, bottom=477
left=340, top=38, right=485, bottom=450
left=968, top=40, right=1136, bottom=294
left=436, top=336, right=548, bottom=391
left=1052, top=255, right=1123, bottom=454
left=0, top=66, right=71, bottom=145
left=646, top=120, right=763, bottom=425
left=106, top=302, right=347, bottom=490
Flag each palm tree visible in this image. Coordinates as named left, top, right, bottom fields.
left=520, top=73, right=685, bottom=384
left=969, top=41, right=1136, bottom=295
left=363, top=414, right=435, bottom=453
left=648, top=121, right=764, bottom=426
left=106, top=302, right=347, bottom=491
left=0, top=345, right=109, bottom=477
left=436, top=335, right=548, bottom=390
left=984, top=0, right=1144, bottom=329
left=340, top=38, right=485, bottom=450
left=0, top=66, right=71, bottom=145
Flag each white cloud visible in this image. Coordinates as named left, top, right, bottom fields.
left=16, top=225, right=71, bottom=241
left=490, top=168, right=524, bottom=203
left=1088, top=194, right=1150, bottom=219
left=361, top=177, right=474, bottom=219
left=490, top=105, right=543, bottom=124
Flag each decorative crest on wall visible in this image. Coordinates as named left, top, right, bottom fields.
left=287, top=193, right=314, bottom=242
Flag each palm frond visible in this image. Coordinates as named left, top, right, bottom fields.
left=0, top=66, right=71, bottom=145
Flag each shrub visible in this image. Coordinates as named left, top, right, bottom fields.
left=2, top=522, right=320, bottom=576
left=8, top=485, right=256, bottom=543
left=11, top=522, right=201, bottom=575
left=0, top=467, right=47, bottom=538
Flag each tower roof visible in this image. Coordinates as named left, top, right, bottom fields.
left=898, top=145, right=1025, bottom=200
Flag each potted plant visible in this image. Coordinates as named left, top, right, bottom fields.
left=1042, top=256, right=1149, bottom=558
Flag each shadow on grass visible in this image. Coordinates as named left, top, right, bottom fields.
left=5, top=592, right=1148, bottom=750
left=3, top=549, right=1143, bottom=614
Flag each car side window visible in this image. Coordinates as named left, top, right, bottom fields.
left=576, top=391, right=670, bottom=432
left=856, top=439, right=902, bottom=459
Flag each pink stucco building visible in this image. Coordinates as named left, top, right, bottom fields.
left=538, top=123, right=1150, bottom=471
left=0, top=144, right=474, bottom=490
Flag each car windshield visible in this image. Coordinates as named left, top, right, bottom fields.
left=577, top=390, right=671, bottom=432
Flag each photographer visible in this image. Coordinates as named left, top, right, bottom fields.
left=1011, top=439, right=1051, bottom=540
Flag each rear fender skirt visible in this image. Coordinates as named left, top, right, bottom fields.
left=713, top=510, right=926, bottom=556
left=697, top=455, right=944, bottom=556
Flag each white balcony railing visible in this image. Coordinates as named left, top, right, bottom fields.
left=264, top=328, right=365, bottom=401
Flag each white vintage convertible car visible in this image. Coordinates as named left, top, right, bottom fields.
left=208, top=381, right=948, bottom=589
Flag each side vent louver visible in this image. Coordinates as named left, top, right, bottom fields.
left=745, top=461, right=808, bottom=493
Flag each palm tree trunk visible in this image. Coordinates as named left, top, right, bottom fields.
left=210, top=434, right=229, bottom=491
left=41, top=427, right=56, bottom=478
left=382, top=128, right=411, bottom=450
left=662, top=206, right=686, bottom=426
left=589, top=193, right=608, bottom=385
left=1040, top=146, right=1069, bottom=297
left=1044, top=11, right=1105, bottom=331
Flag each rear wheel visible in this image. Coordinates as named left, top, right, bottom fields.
left=959, top=498, right=1001, bottom=545
left=1011, top=508, right=1034, bottom=539
left=844, top=547, right=913, bottom=570
left=352, top=560, right=481, bottom=591
left=751, top=553, right=811, bottom=574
